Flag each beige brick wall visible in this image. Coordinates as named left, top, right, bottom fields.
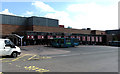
left=33, top=25, right=92, bottom=34
left=1, top=24, right=105, bottom=35
left=2, top=24, right=26, bottom=35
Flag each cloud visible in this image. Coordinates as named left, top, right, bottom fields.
left=31, top=1, right=118, bottom=30
left=45, top=2, right=118, bottom=30
left=66, top=2, right=118, bottom=30
left=26, top=11, right=33, bottom=15
left=32, top=1, right=118, bottom=30
left=0, top=9, right=15, bottom=15
left=32, top=1, right=55, bottom=12
left=32, top=1, right=72, bottom=28
left=23, top=11, right=34, bottom=16
left=45, top=11, right=71, bottom=27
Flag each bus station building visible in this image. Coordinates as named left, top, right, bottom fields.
left=0, top=14, right=106, bottom=46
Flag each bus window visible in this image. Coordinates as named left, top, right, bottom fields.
left=66, top=38, right=71, bottom=44
left=60, top=39, right=64, bottom=44
left=74, top=39, right=79, bottom=43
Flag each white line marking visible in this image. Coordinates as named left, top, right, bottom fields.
left=50, top=50, right=117, bottom=58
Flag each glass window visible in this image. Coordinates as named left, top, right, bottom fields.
left=5, top=40, right=15, bottom=46
left=60, top=39, right=64, bottom=44
left=5, top=40, right=11, bottom=45
left=74, top=39, right=79, bottom=43
left=66, top=39, right=71, bottom=42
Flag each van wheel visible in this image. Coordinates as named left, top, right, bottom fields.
left=11, top=52, right=18, bottom=58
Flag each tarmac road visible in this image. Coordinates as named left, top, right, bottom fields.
left=1, top=45, right=118, bottom=73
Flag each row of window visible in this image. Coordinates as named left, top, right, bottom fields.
left=26, top=35, right=102, bottom=42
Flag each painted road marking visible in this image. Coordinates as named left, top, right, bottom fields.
left=11, top=54, right=35, bottom=62
left=2, top=54, right=33, bottom=62
left=9, top=62, right=21, bottom=68
left=28, top=55, right=52, bottom=60
left=0, top=58, right=5, bottom=61
left=24, top=54, right=35, bottom=56
left=50, top=53, right=81, bottom=58
left=2, top=54, right=52, bottom=62
left=12, top=55, right=26, bottom=62
left=2, top=61, right=11, bottom=63
left=39, top=56, right=52, bottom=59
left=23, top=60, right=26, bottom=61
left=28, top=55, right=37, bottom=60
left=16, top=65, right=21, bottom=68
left=49, top=50, right=118, bottom=58
left=24, top=66, right=50, bottom=72
left=9, top=63, right=12, bottom=64
left=0, top=72, right=3, bottom=74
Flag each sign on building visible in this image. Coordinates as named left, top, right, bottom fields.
left=77, top=36, right=81, bottom=40
left=48, top=36, right=53, bottom=39
left=27, top=35, right=34, bottom=39
left=82, top=36, right=86, bottom=41
left=96, top=37, right=98, bottom=42
left=99, top=37, right=102, bottom=42
left=87, top=36, right=90, bottom=41
left=56, top=36, right=61, bottom=38
left=64, top=36, right=69, bottom=38
left=38, top=35, right=44, bottom=39
left=92, top=36, right=94, bottom=42
left=71, top=36, right=75, bottom=38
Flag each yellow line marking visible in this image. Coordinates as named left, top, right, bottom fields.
left=24, top=66, right=50, bottom=72
left=12, top=54, right=27, bottom=62
left=23, top=60, right=26, bottom=61
left=9, top=63, right=12, bottom=64
left=11, top=54, right=35, bottom=62
left=2, top=61, right=10, bottom=63
left=1, top=54, right=52, bottom=62
left=2, top=54, right=35, bottom=62
left=0, top=72, right=3, bottom=74
left=31, top=58, right=40, bottom=60
left=0, top=58, right=5, bottom=61
left=28, top=55, right=52, bottom=60
left=28, top=55, right=37, bottom=60
left=1, top=54, right=35, bottom=62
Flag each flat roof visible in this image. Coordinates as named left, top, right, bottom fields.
left=0, top=14, right=58, bottom=20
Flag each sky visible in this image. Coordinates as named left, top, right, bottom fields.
left=0, top=0, right=119, bottom=30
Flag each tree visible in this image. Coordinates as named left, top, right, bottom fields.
left=67, top=26, right=72, bottom=28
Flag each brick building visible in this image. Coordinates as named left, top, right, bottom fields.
left=0, top=14, right=106, bottom=46
left=106, top=29, right=120, bottom=46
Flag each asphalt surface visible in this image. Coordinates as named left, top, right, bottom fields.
left=0, top=45, right=118, bottom=72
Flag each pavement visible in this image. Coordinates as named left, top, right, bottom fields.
left=20, top=45, right=71, bottom=55
left=1, top=45, right=118, bottom=73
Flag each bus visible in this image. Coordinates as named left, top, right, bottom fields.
left=109, top=41, right=120, bottom=47
left=71, top=38, right=79, bottom=46
left=50, top=38, right=79, bottom=47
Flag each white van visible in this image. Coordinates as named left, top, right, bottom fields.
left=0, top=39, right=21, bottom=58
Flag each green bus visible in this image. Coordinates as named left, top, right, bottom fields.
left=50, top=38, right=79, bottom=47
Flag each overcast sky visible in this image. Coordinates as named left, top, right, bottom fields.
left=0, top=0, right=119, bottom=30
